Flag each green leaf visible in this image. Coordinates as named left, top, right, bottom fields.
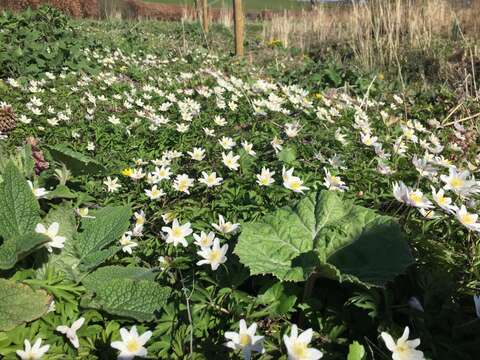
left=347, top=341, right=366, bottom=360
left=74, top=206, right=131, bottom=272
left=41, top=203, right=79, bottom=278
left=47, top=144, right=105, bottom=176
left=77, top=246, right=121, bottom=272
left=0, top=162, right=40, bottom=239
left=257, top=282, right=297, bottom=315
left=0, top=279, right=52, bottom=331
left=83, top=266, right=157, bottom=289
left=234, top=191, right=413, bottom=286
left=0, top=233, right=50, bottom=270
left=44, top=202, right=77, bottom=242
left=82, top=266, right=168, bottom=322
left=45, top=185, right=77, bottom=200
left=277, top=146, right=297, bottom=165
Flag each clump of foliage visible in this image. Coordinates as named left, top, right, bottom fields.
left=0, top=6, right=97, bottom=78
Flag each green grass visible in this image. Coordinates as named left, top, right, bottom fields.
left=144, top=0, right=307, bottom=11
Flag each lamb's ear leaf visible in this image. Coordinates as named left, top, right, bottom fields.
left=0, top=233, right=50, bottom=270
left=47, top=144, right=105, bottom=176
left=81, top=266, right=168, bottom=321
left=0, top=161, right=40, bottom=239
left=0, top=279, right=52, bottom=331
left=74, top=206, right=131, bottom=273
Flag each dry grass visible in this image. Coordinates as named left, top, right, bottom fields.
left=262, top=0, right=479, bottom=69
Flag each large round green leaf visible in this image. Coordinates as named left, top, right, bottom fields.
left=234, top=191, right=413, bottom=287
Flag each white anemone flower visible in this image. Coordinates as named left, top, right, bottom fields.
left=199, top=172, right=223, bottom=187
left=380, top=327, right=424, bottom=360
left=119, top=231, right=138, bottom=254
left=241, top=141, right=256, bottom=156
left=196, top=238, right=228, bottom=270
left=56, top=317, right=85, bottom=349
left=193, top=231, right=216, bottom=248
left=440, top=167, right=479, bottom=197
left=224, top=319, right=265, bottom=360
left=129, top=168, right=146, bottom=181
left=152, top=166, right=171, bottom=181
left=256, top=167, right=275, bottom=186
left=162, top=219, right=192, bottom=247
left=144, top=185, right=165, bottom=200
left=212, top=214, right=239, bottom=234
left=283, top=324, right=323, bottom=360
left=323, top=169, right=348, bottom=192
left=283, top=167, right=309, bottom=193
left=360, top=132, right=379, bottom=147
left=187, top=147, right=206, bottom=161
left=104, top=177, right=122, bottom=193
left=222, top=152, right=240, bottom=171
left=16, top=339, right=50, bottom=360
left=27, top=180, right=49, bottom=198
left=431, top=186, right=457, bottom=213
left=219, top=136, right=236, bottom=150
left=111, top=326, right=152, bottom=360
left=35, top=222, right=66, bottom=252
left=392, top=182, right=433, bottom=209
left=173, top=174, right=194, bottom=194
left=455, top=205, right=480, bottom=232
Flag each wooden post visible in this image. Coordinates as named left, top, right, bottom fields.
left=233, top=0, right=244, bottom=56
left=194, top=0, right=201, bottom=22
left=201, top=0, right=209, bottom=33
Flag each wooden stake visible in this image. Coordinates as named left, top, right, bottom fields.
left=201, top=0, right=209, bottom=33
left=233, top=0, right=244, bottom=56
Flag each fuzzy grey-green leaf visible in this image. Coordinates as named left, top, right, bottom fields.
left=0, top=279, right=52, bottom=331
left=83, top=266, right=168, bottom=322
left=74, top=206, right=131, bottom=272
left=0, top=232, right=50, bottom=269
left=0, top=162, right=40, bottom=239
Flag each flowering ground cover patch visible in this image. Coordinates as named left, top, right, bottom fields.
left=0, top=7, right=479, bottom=360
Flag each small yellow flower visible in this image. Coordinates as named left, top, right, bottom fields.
left=315, top=93, right=322, bottom=99
left=122, top=168, right=133, bottom=177
left=378, top=73, right=384, bottom=81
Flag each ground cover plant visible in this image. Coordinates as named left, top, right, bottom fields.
left=0, top=5, right=480, bottom=360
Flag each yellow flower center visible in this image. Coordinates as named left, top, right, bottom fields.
left=239, top=333, right=251, bottom=347
left=291, top=342, right=308, bottom=358
left=260, top=177, right=270, bottom=185
left=208, top=249, right=222, bottom=264
left=172, top=227, right=183, bottom=238
left=461, top=213, right=475, bottom=225
left=79, top=208, right=89, bottom=217
left=290, top=180, right=302, bottom=190
left=178, top=180, right=188, bottom=191
left=330, top=176, right=340, bottom=185
left=409, top=192, right=423, bottom=204
left=450, top=178, right=464, bottom=188
left=437, top=196, right=447, bottom=205
left=126, top=339, right=140, bottom=353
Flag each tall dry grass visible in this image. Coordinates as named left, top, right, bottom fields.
left=262, top=0, right=479, bottom=69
